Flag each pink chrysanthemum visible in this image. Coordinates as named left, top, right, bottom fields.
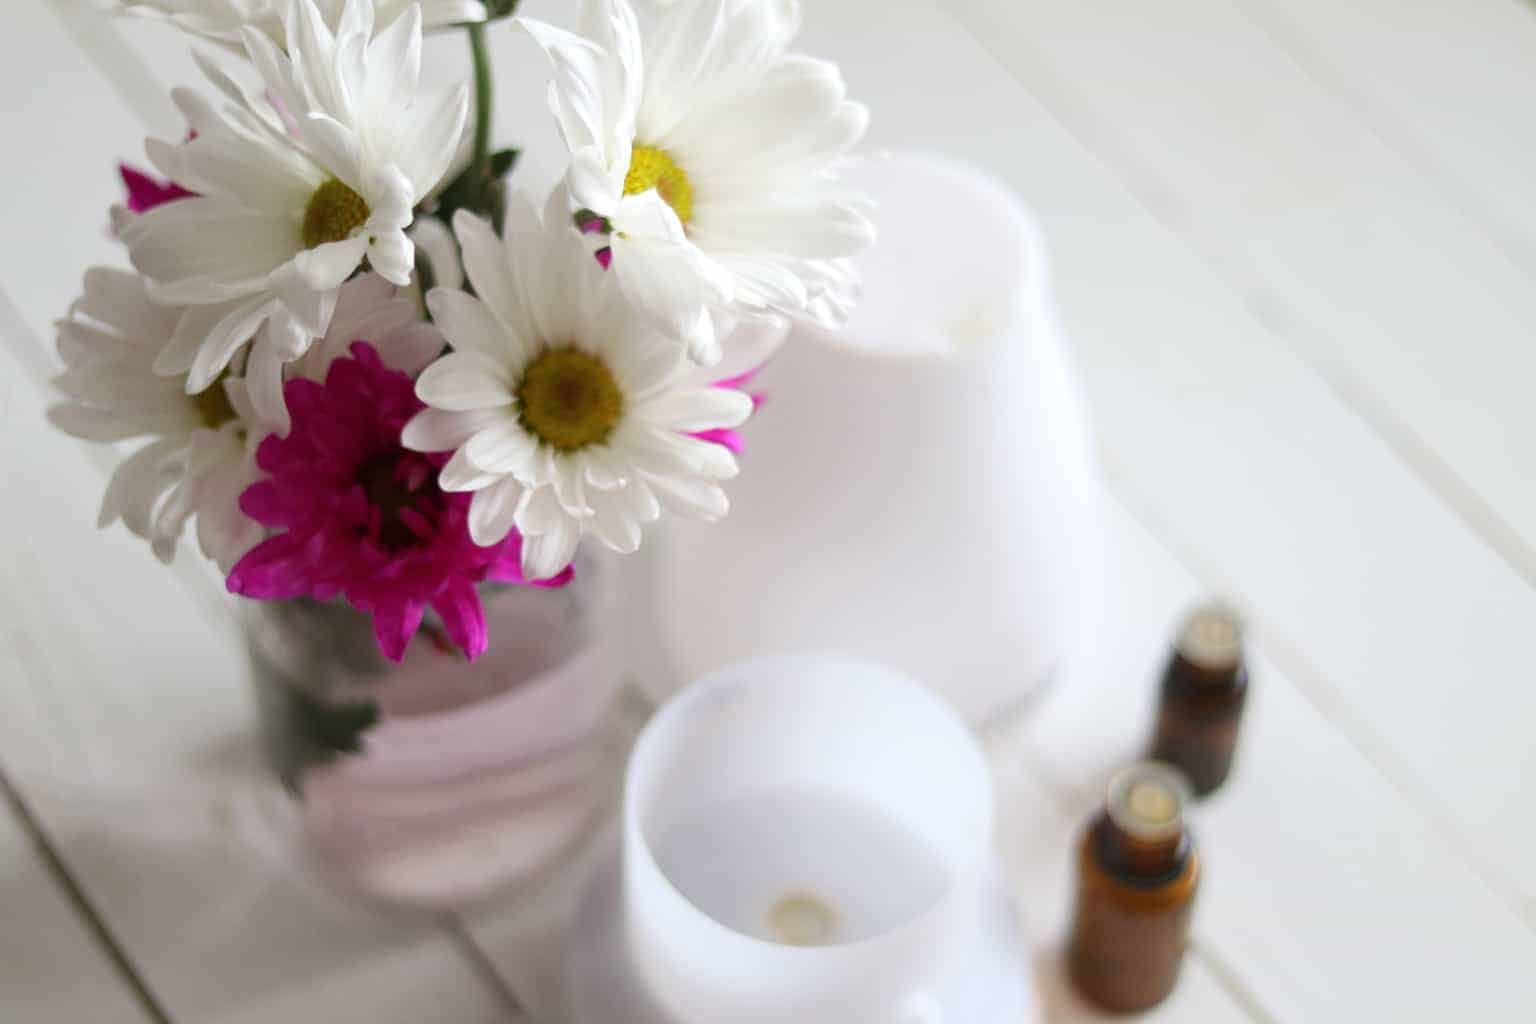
left=227, top=342, right=571, bottom=662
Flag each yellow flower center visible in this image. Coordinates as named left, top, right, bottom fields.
left=516, top=346, right=625, bottom=453
left=194, top=378, right=238, bottom=430
left=624, top=144, right=694, bottom=226
left=302, top=178, right=370, bottom=249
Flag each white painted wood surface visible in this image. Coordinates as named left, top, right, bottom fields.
left=4, top=0, right=1536, bottom=1021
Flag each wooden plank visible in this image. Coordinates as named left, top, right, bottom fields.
left=940, top=0, right=1536, bottom=583
left=0, top=787, right=154, bottom=1024
left=888, top=0, right=1536, bottom=918
left=1232, top=0, right=1536, bottom=274
left=1010, top=496, right=1536, bottom=1021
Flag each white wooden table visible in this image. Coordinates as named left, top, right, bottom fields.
left=5, top=0, right=1536, bottom=1020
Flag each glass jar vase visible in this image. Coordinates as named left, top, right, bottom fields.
left=243, top=557, right=621, bottom=910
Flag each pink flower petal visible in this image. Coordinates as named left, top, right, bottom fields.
left=118, top=163, right=193, bottom=214
left=371, top=599, right=427, bottom=663
left=433, top=580, right=488, bottom=662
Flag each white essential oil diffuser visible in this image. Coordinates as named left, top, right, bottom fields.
left=558, top=654, right=1038, bottom=1024
left=626, top=149, right=1102, bottom=724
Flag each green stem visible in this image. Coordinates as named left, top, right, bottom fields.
left=466, top=21, right=494, bottom=213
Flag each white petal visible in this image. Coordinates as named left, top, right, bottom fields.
left=268, top=265, right=338, bottom=340
left=439, top=446, right=504, bottom=492
left=613, top=423, right=700, bottom=479
left=616, top=476, right=662, bottom=524
left=691, top=195, right=876, bottom=260
left=47, top=404, right=189, bottom=443
left=76, top=267, right=174, bottom=341
left=643, top=471, right=729, bottom=522
left=716, top=257, right=809, bottom=313
left=568, top=145, right=623, bottom=214
left=396, top=83, right=470, bottom=199
left=672, top=432, right=741, bottom=480
left=401, top=406, right=508, bottom=452
left=186, top=299, right=275, bottom=391
left=610, top=191, right=733, bottom=340
left=409, top=215, right=463, bottom=291
left=517, top=16, right=615, bottom=156
left=552, top=456, right=591, bottom=517
left=372, top=323, right=445, bottom=377
left=468, top=478, right=521, bottom=546
left=708, top=311, right=789, bottom=384
left=465, top=421, right=538, bottom=475
left=582, top=445, right=631, bottom=490
left=244, top=335, right=292, bottom=436
left=521, top=514, right=581, bottom=581
left=452, top=210, right=533, bottom=344
left=293, top=234, right=370, bottom=290
left=635, top=0, right=728, bottom=139
left=666, top=55, right=845, bottom=165
left=99, top=436, right=183, bottom=534
left=363, top=2, right=422, bottom=121
left=367, top=228, right=415, bottom=286
left=415, top=351, right=512, bottom=410
left=149, top=478, right=196, bottom=562
left=634, top=386, right=752, bottom=432
left=514, top=483, right=565, bottom=535
left=298, top=113, right=365, bottom=191
left=589, top=487, right=642, bottom=554
left=125, top=197, right=297, bottom=293
left=155, top=301, right=238, bottom=377
left=426, top=287, right=519, bottom=361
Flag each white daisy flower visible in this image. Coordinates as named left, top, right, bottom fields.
left=48, top=267, right=266, bottom=571
left=518, top=0, right=875, bottom=365
left=402, top=195, right=780, bottom=580
left=115, top=0, right=486, bottom=47
left=119, top=0, right=468, bottom=431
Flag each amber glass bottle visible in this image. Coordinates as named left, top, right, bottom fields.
left=1068, top=762, right=1200, bottom=1013
left=1148, top=602, right=1249, bottom=795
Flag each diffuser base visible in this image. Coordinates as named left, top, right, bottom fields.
left=556, top=836, right=1039, bottom=1024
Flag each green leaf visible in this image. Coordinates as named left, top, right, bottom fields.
left=489, top=148, right=520, bottom=179
left=255, top=683, right=380, bottom=794
left=294, top=691, right=379, bottom=757
left=430, top=148, right=520, bottom=230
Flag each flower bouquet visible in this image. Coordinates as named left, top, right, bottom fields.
left=55, top=0, right=872, bottom=905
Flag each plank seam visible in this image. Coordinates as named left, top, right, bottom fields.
left=935, top=0, right=1536, bottom=601
left=440, top=914, right=533, bottom=1021
left=0, top=761, right=173, bottom=1024
left=1232, top=0, right=1536, bottom=281
left=1190, top=940, right=1285, bottom=1024
left=1242, top=292, right=1536, bottom=594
